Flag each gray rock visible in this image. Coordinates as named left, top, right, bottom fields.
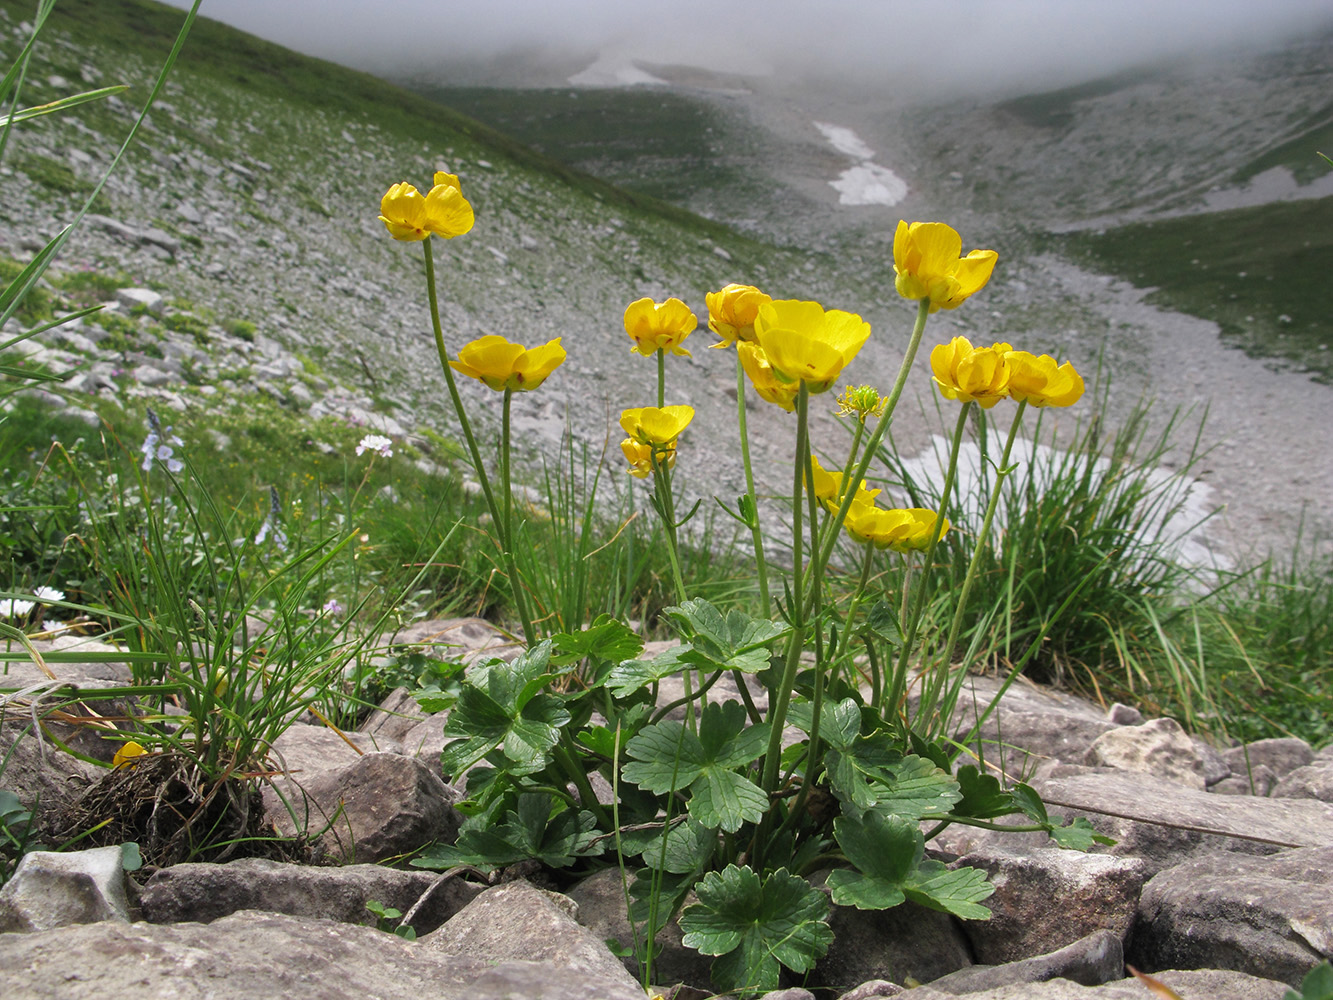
left=421, top=880, right=644, bottom=996
left=1194, top=739, right=1234, bottom=787
left=814, top=898, right=972, bottom=993
left=0, top=717, right=100, bottom=828
left=566, top=867, right=712, bottom=989
left=956, top=848, right=1148, bottom=964
left=0, top=909, right=648, bottom=1000
left=903, top=968, right=1288, bottom=1000
left=763, top=990, right=815, bottom=1000
left=1083, top=718, right=1206, bottom=789
left=1212, top=764, right=1278, bottom=797
left=385, top=616, right=524, bottom=665
left=0, top=846, right=133, bottom=932
left=267, top=751, right=460, bottom=864
left=1130, top=846, right=1333, bottom=987
left=1106, top=704, right=1143, bottom=726
left=836, top=982, right=905, bottom=1000
left=113, top=287, right=165, bottom=315
left=360, top=687, right=432, bottom=743
left=138, top=857, right=481, bottom=934
left=1273, top=761, right=1333, bottom=802
left=1225, top=738, right=1315, bottom=780
left=925, top=929, right=1123, bottom=994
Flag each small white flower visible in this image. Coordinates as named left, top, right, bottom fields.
left=356, top=434, right=394, bottom=458
left=33, top=586, right=65, bottom=603
left=0, top=599, right=34, bottom=618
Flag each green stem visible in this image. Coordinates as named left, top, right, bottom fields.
left=760, top=384, right=811, bottom=799
left=891, top=402, right=972, bottom=731
left=940, top=401, right=1029, bottom=671
left=735, top=350, right=771, bottom=615
left=657, top=349, right=666, bottom=409
left=421, top=240, right=536, bottom=645
left=554, top=738, right=610, bottom=829
left=651, top=449, right=688, bottom=605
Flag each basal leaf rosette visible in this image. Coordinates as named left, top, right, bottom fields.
left=706, top=283, right=772, bottom=348
left=893, top=220, right=997, bottom=312
left=624, top=297, right=698, bottom=357
left=753, top=299, right=871, bottom=394
left=1004, top=350, right=1085, bottom=408
left=379, top=171, right=474, bottom=241
left=450, top=335, right=566, bottom=391
left=736, top=342, right=798, bottom=412
left=843, top=500, right=948, bottom=551
left=930, top=336, right=1013, bottom=409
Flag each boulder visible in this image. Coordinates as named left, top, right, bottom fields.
left=925, top=929, right=1124, bottom=994
left=1130, top=846, right=1333, bottom=987
left=138, top=857, right=482, bottom=934
left=1224, top=738, right=1315, bottom=779
left=813, top=898, right=973, bottom=993
left=1273, top=761, right=1333, bottom=803
left=0, top=846, right=133, bottom=932
left=955, top=847, right=1148, bottom=963
left=1083, top=718, right=1207, bottom=789
left=902, top=968, right=1288, bottom=999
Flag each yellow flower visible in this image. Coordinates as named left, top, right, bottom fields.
left=619, top=405, right=695, bottom=445
left=737, top=342, right=799, bottom=412
left=450, top=335, right=566, bottom=392
left=621, top=438, right=675, bottom=478
left=806, top=455, right=880, bottom=514
left=623, top=298, right=698, bottom=357
left=378, top=171, right=475, bottom=242
left=1004, top=351, right=1085, bottom=408
left=930, top=336, right=1013, bottom=409
left=844, top=501, right=949, bottom=551
left=706, top=283, right=772, bottom=348
left=893, top=221, right=997, bottom=312
left=113, top=740, right=147, bottom=770
left=835, top=384, right=886, bottom=423
left=753, top=300, right=871, bottom=394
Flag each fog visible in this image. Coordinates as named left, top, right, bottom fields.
left=164, top=0, right=1333, bottom=96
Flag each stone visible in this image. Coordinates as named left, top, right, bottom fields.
left=1273, top=761, right=1333, bottom=802
left=566, top=867, right=713, bottom=989
left=902, top=969, right=1288, bottom=1000
left=359, top=686, right=431, bottom=743
left=0, top=845, right=133, bottom=932
left=813, top=898, right=973, bottom=993
left=267, top=751, right=460, bottom=864
left=1130, top=846, right=1333, bottom=987
left=1212, top=764, right=1277, bottom=797
left=421, top=879, right=644, bottom=996
left=114, top=286, right=165, bottom=315
left=925, top=929, right=1124, bottom=994
left=1193, top=738, right=1233, bottom=787
left=0, top=909, right=649, bottom=999
left=763, top=990, right=815, bottom=1000
left=138, top=857, right=482, bottom=934
left=0, top=717, right=100, bottom=829
left=1106, top=704, right=1143, bottom=725
left=1224, top=738, right=1315, bottom=780
left=385, top=616, right=524, bottom=665
left=956, top=848, right=1149, bottom=964
left=1083, top=718, right=1206, bottom=789
left=836, top=983, right=905, bottom=1000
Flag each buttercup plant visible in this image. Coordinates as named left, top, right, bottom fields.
left=387, top=194, right=1108, bottom=995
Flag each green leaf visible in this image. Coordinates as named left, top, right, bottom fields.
left=663, top=598, right=788, bottom=673
left=954, top=765, right=1017, bottom=820
left=827, top=810, right=921, bottom=910
left=635, top=816, right=718, bottom=874
left=606, top=643, right=693, bottom=698
left=1009, top=782, right=1049, bottom=825
left=551, top=614, right=643, bottom=667
left=859, top=600, right=903, bottom=645
left=904, top=861, right=994, bottom=919
left=1286, top=961, right=1333, bottom=1000
left=622, top=702, right=770, bottom=832
left=871, top=754, right=962, bottom=820
left=119, top=842, right=142, bottom=872
left=680, top=865, right=832, bottom=996
left=411, top=792, right=601, bottom=871
left=1048, top=817, right=1116, bottom=851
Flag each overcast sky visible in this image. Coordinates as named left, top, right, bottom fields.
left=163, top=1, right=1333, bottom=95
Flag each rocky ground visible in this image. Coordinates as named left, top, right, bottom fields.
left=3, top=622, right=1332, bottom=999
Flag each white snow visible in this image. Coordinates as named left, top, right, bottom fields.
left=813, top=121, right=908, bottom=207
left=568, top=55, right=668, bottom=88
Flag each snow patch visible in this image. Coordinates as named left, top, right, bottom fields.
left=568, top=55, right=668, bottom=88
left=813, top=121, right=907, bottom=207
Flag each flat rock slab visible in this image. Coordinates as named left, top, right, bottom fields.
left=904, top=968, right=1289, bottom=1000
left=1039, top=771, right=1333, bottom=849
left=0, top=909, right=647, bottom=1000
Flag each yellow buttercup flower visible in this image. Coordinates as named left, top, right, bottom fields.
left=621, top=438, right=676, bottom=478
left=706, top=283, right=772, bottom=348
left=113, top=740, right=147, bottom=770
left=753, top=300, right=871, bottom=394
left=624, top=298, right=698, bottom=357
left=806, top=455, right=880, bottom=514
left=930, top=336, right=1013, bottom=409
left=893, top=221, right=997, bottom=312
left=1004, top=351, right=1085, bottom=408
left=378, top=171, right=475, bottom=242
left=737, top=342, right=799, bottom=412
left=844, top=501, right=949, bottom=552
left=450, top=335, right=566, bottom=392
left=619, top=405, right=695, bottom=446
